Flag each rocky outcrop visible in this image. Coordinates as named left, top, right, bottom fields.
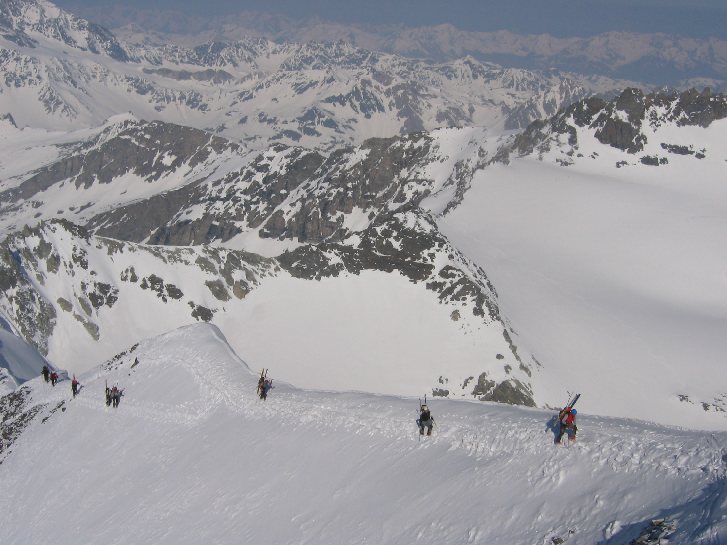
left=0, top=386, right=46, bottom=460
left=499, top=87, right=727, bottom=161
left=0, top=120, right=238, bottom=206
left=0, top=220, right=279, bottom=357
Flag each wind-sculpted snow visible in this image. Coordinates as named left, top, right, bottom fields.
left=0, top=325, right=51, bottom=390
left=0, top=324, right=725, bottom=544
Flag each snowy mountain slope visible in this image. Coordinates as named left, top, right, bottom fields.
left=0, top=115, right=247, bottom=235
left=499, top=87, right=727, bottom=163
left=1, top=323, right=726, bottom=545
left=0, top=0, right=129, bottom=60
left=3, top=89, right=727, bottom=428
left=0, top=117, right=501, bottom=247
left=0, top=219, right=533, bottom=404
left=0, top=0, right=628, bottom=149
left=438, top=88, right=727, bottom=430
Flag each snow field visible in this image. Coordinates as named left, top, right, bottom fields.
left=1, top=324, right=725, bottom=545
left=439, top=139, right=727, bottom=430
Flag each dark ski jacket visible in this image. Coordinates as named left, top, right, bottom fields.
left=420, top=409, right=432, bottom=423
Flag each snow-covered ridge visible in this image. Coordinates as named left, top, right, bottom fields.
left=0, top=118, right=495, bottom=247
left=0, top=117, right=247, bottom=236
left=1, top=323, right=726, bottom=544
left=0, top=0, right=130, bottom=60
left=0, top=217, right=535, bottom=406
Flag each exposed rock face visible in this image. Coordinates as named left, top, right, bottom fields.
left=0, top=239, right=57, bottom=356
left=0, top=197, right=535, bottom=406
left=0, top=386, right=45, bottom=460
left=0, top=119, right=238, bottom=205
left=44, top=125, right=486, bottom=249
left=0, top=220, right=279, bottom=357
left=276, top=206, right=535, bottom=406
left=501, top=87, right=727, bottom=160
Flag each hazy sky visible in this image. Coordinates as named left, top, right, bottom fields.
left=56, top=0, right=727, bottom=39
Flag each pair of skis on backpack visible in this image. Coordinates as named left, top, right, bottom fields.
left=555, top=393, right=580, bottom=446
left=257, top=368, right=273, bottom=400
left=416, top=394, right=434, bottom=437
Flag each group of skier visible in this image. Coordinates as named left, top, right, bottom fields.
left=105, top=384, right=124, bottom=408
left=41, top=365, right=83, bottom=400
left=40, top=364, right=128, bottom=408
left=251, top=371, right=578, bottom=444
left=413, top=393, right=579, bottom=443
left=39, top=361, right=579, bottom=443
left=41, top=365, right=59, bottom=386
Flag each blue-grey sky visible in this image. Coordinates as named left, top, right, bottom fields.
left=57, top=0, right=727, bottom=39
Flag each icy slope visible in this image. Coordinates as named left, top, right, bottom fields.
left=0, top=324, right=725, bottom=545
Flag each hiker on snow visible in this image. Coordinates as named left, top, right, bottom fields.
left=105, top=385, right=112, bottom=406
left=41, top=365, right=50, bottom=383
left=111, top=386, right=123, bottom=408
left=71, top=376, right=80, bottom=397
left=555, top=407, right=577, bottom=445
left=260, top=379, right=273, bottom=401
left=417, top=404, right=434, bottom=436
left=50, top=371, right=58, bottom=386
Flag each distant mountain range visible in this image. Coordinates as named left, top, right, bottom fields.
left=55, top=4, right=727, bottom=88
left=0, top=0, right=632, bottom=151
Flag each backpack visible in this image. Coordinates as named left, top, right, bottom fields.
left=563, top=411, right=576, bottom=426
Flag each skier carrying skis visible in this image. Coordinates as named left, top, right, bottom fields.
left=260, top=378, right=273, bottom=401
left=417, top=404, right=434, bottom=436
left=41, top=365, right=50, bottom=383
left=111, top=385, right=123, bottom=408
left=555, top=407, right=577, bottom=445
left=105, top=385, right=112, bottom=406
left=71, top=376, right=79, bottom=397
